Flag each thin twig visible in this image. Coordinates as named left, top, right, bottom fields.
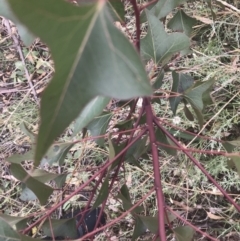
left=3, top=19, right=39, bottom=104
left=215, top=0, right=240, bottom=13
left=139, top=0, right=158, bottom=12
left=166, top=206, right=219, bottom=241
left=82, top=187, right=155, bottom=239
left=154, top=118, right=240, bottom=213
left=22, top=129, right=147, bottom=234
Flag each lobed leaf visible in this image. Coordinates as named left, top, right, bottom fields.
left=141, top=10, right=190, bottom=64
left=169, top=71, right=194, bottom=115
left=167, top=10, right=197, bottom=37
left=8, top=0, right=152, bottom=165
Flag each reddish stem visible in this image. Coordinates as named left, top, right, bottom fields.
left=166, top=206, right=219, bottom=241
left=129, top=0, right=141, bottom=50
left=82, top=187, right=155, bottom=239
left=22, top=129, right=147, bottom=234
left=145, top=98, right=166, bottom=241
left=139, top=0, right=158, bottom=11
left=154, top=117, right=240, bottom=212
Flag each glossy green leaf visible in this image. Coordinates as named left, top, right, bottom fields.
left=92, top=175, right=109, bottom=209
left=42, top=218, right=78, bottom=239
left=73, top=96, right=110, bottom=136
left=138, top=215, right=158, bottom=234
left=8, top=0, right=152, bottom=165
left=173, top=225, right=195, bottom=241
left=183, top=79, right=215, bottom=127
left=87, top=112, right=113, bottom=146
left=0, top=0, right=35, bottom=45
left=10, top=163, right=53, bottom=205
left=169, top=71, right=194, bottom=115
left=141, top=10, right=190, bottom=64
left=156, top=129, right=177, bottom=156
left=167, top=10, right=197, bottom=36
left=132, top=216, right=147, bottom=241
left=40, top=142, right=75, bottom=167
left=153, top=69, right=164, bottom=89
left=0, top=217, right=20, bottom=241
left=107, top=0, right=125, bottom=22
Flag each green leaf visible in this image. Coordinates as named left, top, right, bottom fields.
left=110, top=142, right=126, bottom=170
left=141, top=10, right=190, bottom=64
left=7, top=149, right=35, bottom=164
left=125, top=136, right=148, bottom=168
left=169, top=71, right=194, bottom=115
left=169, top=129, right=201, bottom=142
left=0, top=0, right=35, bottom=45
left=40, top=142, right=75, bottom=167
left=20, top=185, right=37, bottom=202
left=73, top=96, right=110, bottom=136
left=156, top=129, right=177, bottom=156
left=54, top=174, right=68, bottom=188
left=108, top=137, right=115, bottom=160
left=8, top=0, right=152, bottom=165
left=153, top=69, right=164, bottom=89
left=87, top=112, right=113, bottom=147
left=167, top=10, right=197, bottom=36
left=0, top=217, right=20, bottom=241
left=10, top=163, right=53, bottom=205
left=229, top=156, right=240, bottom=176
left=0, top=214, right=28, bottom=231
left=132, top=216, right=147, bottom=241
left=222, top=141, right=235, bottom=153
left=19, top=235, right=43, bottom=241
left=183, top=79, right=215, bottom=127
left=114, top=119, right=133, bottom=130
left=164, top=210, right=183, bottom=224
left=173, top=225, right=195, bottom=241
left=183, top=103, right=194, bottom=121
left=31, top=169, right=60, bottom=183
left=92, top=175, right=109, bottom=209
left=117, top=184, right=143, bottom=214
left=20, top=122, right=36, bottom=142
left=107, top=0, right=125, bottom=22
left=141, top=0, right=187, bottom=21
left=138, top=215, right=158, bottom=234
left=42, top=218, right=78, bottom=239
left=153, top=0, right=187, bottom=19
